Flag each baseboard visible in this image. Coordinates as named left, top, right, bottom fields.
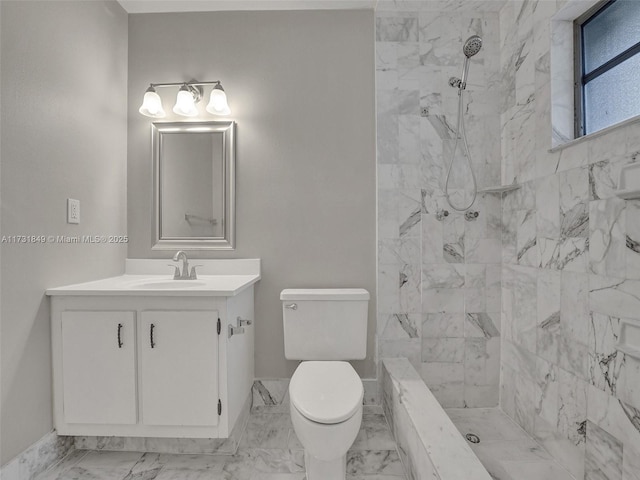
left=0, top=431, right=73, bottom=480
left=252, top=377, right=381, bottom=414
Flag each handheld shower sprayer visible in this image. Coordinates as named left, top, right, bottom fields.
left=444, top=35, right=483, bottom=212
left=460, top=35, right=482, bottom=89
left=463, top=35, right=483, bottom=57
left=451, top=35, right=483, bottom=92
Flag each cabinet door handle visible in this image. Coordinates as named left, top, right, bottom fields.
left=150, top=323, right=156, bottom=349
left=117, top=323, right=123, bottom=348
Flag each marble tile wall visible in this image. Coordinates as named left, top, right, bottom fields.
left=382, top=358, right=493, bottom=480
left=376, top=3, right=503, bottom=408
left=499, top=1, right=640, bottom=479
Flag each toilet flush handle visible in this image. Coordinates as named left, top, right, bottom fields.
left=284, top=303, right=297, bottom=310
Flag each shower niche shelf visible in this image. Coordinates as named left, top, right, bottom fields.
left=614, top=162, right=640, bottom=199
left=617, top=318, right=640, bottom=360
left=478, top=184, right=520, bottom=194
left=614, top=189, right=640, bottom=200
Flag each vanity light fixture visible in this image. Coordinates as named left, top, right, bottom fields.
left=206, top=84, right=231, bottom=115
left=138, top=80, right=231, bottom=118
left=173, top=84, right=200, bottom=117
left=139, top=86, right=165, bottom=118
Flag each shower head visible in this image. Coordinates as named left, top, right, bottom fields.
left=463, top=35, right=483, bottom=58
left=450, top=35, right=483, bottom=93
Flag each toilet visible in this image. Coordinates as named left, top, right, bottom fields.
left=281, top=288, right=369, bottom=480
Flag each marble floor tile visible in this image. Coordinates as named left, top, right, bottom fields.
left=346, top=477, right=405, bottom=480
left=54, top=451, right=147, bottom=480
left=501, top=460, right=575, bottom=480
left=347, top=450, right=405, bottom=476
left=153, top=470, right=233, bottom=480
left=52, top=466, right=137, bottom=480
left=249, top=449, right=305, bottom=474
left=76, top=451, right=145, bottom=469
left=240, top=413, right=298, bottom=450
left=34, top=450, right=90, bottom=480
left=34, top=413, right=407, bottom=480
left=445, top=407, right=531, bottom=442
left=250, top=474, right=306, bottom=480
left=447, top=407, right=576, bottom=480
left=153, top=453, right=227, bottom=472
left=352, top=414, right=398, bottom=451
left=347, top=478, right=405, bottom=480
left=471, top=439, right=552, bottom=463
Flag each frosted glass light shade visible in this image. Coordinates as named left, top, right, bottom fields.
left=139, top=88, right=166, bottom=118
left=206, top=85, right=231, bottom=116
left=173, top=88, right=199, bottom=117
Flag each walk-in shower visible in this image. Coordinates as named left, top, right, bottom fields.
left=444, top=35, right=483, bottom=212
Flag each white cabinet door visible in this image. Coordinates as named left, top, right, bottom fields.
left=61, top=311, right=137, bottom=425
left=139, top=311, right=218, bottom=426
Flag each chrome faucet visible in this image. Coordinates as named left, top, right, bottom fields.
left=171, top=251, right=194, bottom=279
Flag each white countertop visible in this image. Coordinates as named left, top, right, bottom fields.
left=46, top=258, right=260, bottom=297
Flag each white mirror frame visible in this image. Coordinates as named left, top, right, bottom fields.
left=151, top=121, right=236, bottom=250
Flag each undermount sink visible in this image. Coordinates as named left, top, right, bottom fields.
left=128, top=279, right=207, bottom=289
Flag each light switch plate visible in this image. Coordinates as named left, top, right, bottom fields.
left=67, top=198, right=80, bottom=224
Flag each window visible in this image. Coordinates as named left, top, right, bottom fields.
left=574, top=0, right=640, bottom=137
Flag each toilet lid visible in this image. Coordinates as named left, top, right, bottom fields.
left=289, top=361, right=363, bottom=424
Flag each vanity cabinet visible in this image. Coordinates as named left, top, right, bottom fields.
left=139, top=311, right=219, bottom=427
left=61, top=311, right=137, bottom=425
left=61, top=310, right=220, bottom=429
left=48, top=277, right=257, bottom=439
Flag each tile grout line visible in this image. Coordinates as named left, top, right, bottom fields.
left=34, top=449, right=90, bottom=480
left=380, top=409, right=411, bottom=479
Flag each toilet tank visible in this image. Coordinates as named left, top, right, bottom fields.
left=281, top=288, right=369, bottom=360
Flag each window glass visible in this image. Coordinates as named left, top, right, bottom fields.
left=583, top=0, right=640, bottom=73
left=584, top=53, right=640, bottom=133
left=577, top=0, right=640, bottom=136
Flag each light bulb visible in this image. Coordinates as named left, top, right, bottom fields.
left=138, top=86, right=166, bottom=118
left=206, top=84, right=231, bottom=116
left=173, top=86, right=199, bottom=117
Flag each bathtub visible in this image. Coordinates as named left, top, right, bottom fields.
left=382, top=358, right=492, bottom=480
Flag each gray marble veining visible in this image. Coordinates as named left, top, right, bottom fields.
left=376, top=3, right=503, bottom=409
left=585, top=421, right=623, bottom=480
left=34, top=413, right=406, bottom=480
left=0, top=432, right=74, bottom=480
left=465, top=313, right=499, bottom=338
left=499, top=2, right=640, bottom=479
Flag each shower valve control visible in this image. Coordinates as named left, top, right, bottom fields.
left=464, top=211, right=480, bottom=221
left=436, top=209, right=449, bottom=221
left=449, top=77, right=462, bottom=89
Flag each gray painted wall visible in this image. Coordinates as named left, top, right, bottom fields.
left=0, top=1, right=128, bottom=464
left=127, top=10, right=377, bottom=378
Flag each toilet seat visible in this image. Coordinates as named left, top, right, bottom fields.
left=289, top=361, right=363, bottom=425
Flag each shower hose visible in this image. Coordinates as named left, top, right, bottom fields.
left=444, top=87, right=477, bottom=212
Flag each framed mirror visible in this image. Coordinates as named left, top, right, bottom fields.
left=152, top=121, right=236, bottom=250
